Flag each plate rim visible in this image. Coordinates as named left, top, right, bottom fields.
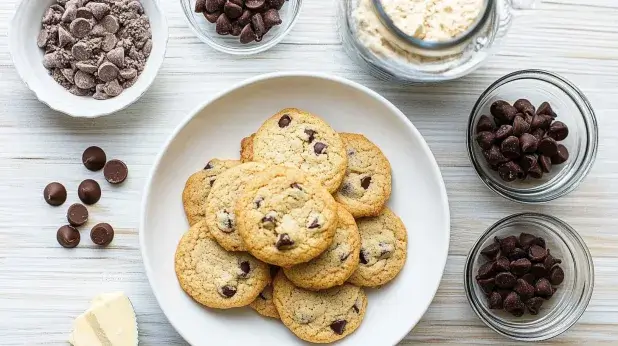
left=139, top=71, right=451, bottom=345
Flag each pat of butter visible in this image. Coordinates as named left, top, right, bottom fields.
left=69, top=292, right=138, bottom=346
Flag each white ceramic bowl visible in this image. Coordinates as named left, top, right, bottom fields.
left=9, top=0, right=169, bottom=118
left=140, top=72, right=451, bottom=346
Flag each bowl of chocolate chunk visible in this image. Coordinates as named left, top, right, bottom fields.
left=464, top=213, right=594, bottom=341
left=9, top=0, right=168, bottom=117
left=467, top=70, right=598, bottom=203
left=181, top=0, right=302, bottom=54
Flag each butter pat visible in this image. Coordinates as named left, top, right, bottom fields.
left=69, top=292, right=138, bottom=346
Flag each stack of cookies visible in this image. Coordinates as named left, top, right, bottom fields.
left=175, top=108, right=408, bottom=343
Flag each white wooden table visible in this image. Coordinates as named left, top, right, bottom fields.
left=1, top=0, right=617, bottom=344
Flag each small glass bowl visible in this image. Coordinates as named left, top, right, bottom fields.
left=464, top=213, right=594, bottom=341
left=180, top=0, right=303, bottom=55
left=467, top=70, right=598, bottom=203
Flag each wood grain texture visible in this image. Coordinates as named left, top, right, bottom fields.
left=1, top=0, right=617, bottom=345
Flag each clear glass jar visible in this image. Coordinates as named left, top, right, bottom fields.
left=338, top=0, right=537, bottom=83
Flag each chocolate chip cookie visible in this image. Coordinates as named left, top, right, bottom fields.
left=252, top=108, right=347, bottom=193
left=283, top=206, right=360, bottom=290
left=174, top=221, right=270, bottom=309
left=348, top=208, right=407, bottom=287
left=182, top=159, right=240, bottom=226
left=205, top=162, right=268, bottom=252
left=335, top=133, right=392, bottom=218
left=240, top=134, right=255, bottom=163
left=273, top=271, right=367, bottom=343
left=236, top=166, right=338, bottom=267
left=249, top=265, right=281, bottom=319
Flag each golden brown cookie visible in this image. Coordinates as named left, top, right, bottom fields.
left=240, top=134, right=254, bottom=163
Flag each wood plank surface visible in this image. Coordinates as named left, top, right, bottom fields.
left=1, top=0, right=617, bottom=344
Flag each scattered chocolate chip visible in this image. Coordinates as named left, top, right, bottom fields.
left=495, top=256, right=510, bottom=272
left=483, top=145, right=508, bottom=166
left=480, top=242, right=500, bottom=260
left=261, top=215, right=276, bottom=230
left=275, top=233, right=294, bottom=249
left=314, top=142, right=327, bottom=155
left=527, top=161, right=543, bottom=179
left=476, top=115, right=495, bottom=133
left=488, top=291, right=503, bottom=309
left=330, top=320, right=347, bottom=335
left=536, top=102, right=557, bottom=117
left=531, top=114, right=553, bottom=130
left=503, top=291, right=525, bottom=317
left=78, top=179, right=102, bottom=205
left=549, top=266, right=565, bottom=285
left=304, top=129, right=316, bottom=143
left=476, top=261, right=496, bottom=280
left=352, top=304, right=359, bottom=313
left=544, top=251, right=562, bottom=270
left=254, top=196, right=263, bottom=208
left=340, top=252, right=350, bottom=262
left=44, top=182, right=67, bottom=206
left=224, top=1, right=243, bottom=19
left=221, top=285, right=237, bottom=298
left=510, top=258, right=531, bottom=276
left=519, top=133, right=538, bottom=153
left=547, top=121, right=569, bottom=141
left=308, top=218, right=320, bottom=229
left=477, top=277, right=495, bottom=295
left=278, top=114, right=291, bottom=128
left=525, top=297, right=544, bottom=315
left=216, top=13, right=232, bottom=35
left=57, top=225, right=80, bottom=248
left=519, top=233, right=536, bottom=250
left=495, top=272, right=517, bottom=289
left=501, top=136, right=521, bottom=159
left=530, top=262, right=547, bottom=279
left=90, top=222, right=114, bottom=246
left=514, top=278, right=535, bottom=301
left=263, top=9, right=282, bottom=28
left=535, top=278, right=553, bottom=298
left=498, top=161, right=524, bottom=182
left=104, top=159, right=128, bottom=184
left=513, top=99, right=535, bottom=115
left=512, top=116, right=530, bottom=137
left=551, top=144, right=569, bottom=164
left=360, top=176, right=372, bottom=189
left=508, top=247, right=527, bottom=261
left=495, top=124, right=513, bottom=141
left=239, top=23, right=256, bottom=44
left=240, top=261, right=251, bottom=275
left=490, top=100, right=518, bottom=125
left=67, top=203, right=88, bottom=227
left=475, top=131, right=495, bottom=150
left=238, top=9, right=252, bottom=26
left=538, top=137, right=558, bottom=157
left=70, top=18, right=92, bottom=38
left=528, top=245, right=548, bottom=262
left=251, top=13, right=266, bottom=39
left=359, top=249, right=368, bottom=264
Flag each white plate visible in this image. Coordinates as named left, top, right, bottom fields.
left=140, top=72, right=450, bottom=346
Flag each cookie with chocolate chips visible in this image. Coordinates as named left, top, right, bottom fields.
left=249, top=266, right=280, bottom=319
left=174, top=220, right=270, bottom=309
left=348, top=207, right=408, bottom=287
left=236, top=166, right=338, bottom=267
left=252, top=108, right=348, bottom=193
left=182, top=159, right=240, bottom=226
left=205, top=162, right=268, bottom=251
left=240, top=133, right=255, bottom=163
left=283, top=205, right=361, bottom=290
left=335, top=133, right=392, bottom=218
left=272, top=271, right=367, bottom=343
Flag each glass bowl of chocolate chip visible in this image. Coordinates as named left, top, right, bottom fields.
left=181, top=0, right=302, bottom=55
left=464, top=213, right=594, bottom=341
left=467, top=69, right=598, bottom=203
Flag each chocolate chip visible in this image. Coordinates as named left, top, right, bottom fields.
left=536, top=101, right=557, bottom=117
left=483, top=145, right=508, bottom=166
left=224, top=1, right=243, bottom=19
left=205, top=0, right=225, bottom=12
left=512, top=116, right=530, bottom=137
left=275, top=233, right=294, bottom=249
left=531, top=128, right=545, bottom=141
left=475, top=131, right=495, bottom=150
left=495, top=256, right=510, bottom=272
left=539, top=155, right=552, bottom=173
left=239, top=23, right=256, bottom=43
left=514, top=99, right=535, bottom=115
left=204, top=10, right=221, bottom=23
left=488, top=291, right=503, bottom=309
left=67, top=203, right=88, bottom=227
left=497, top=289, right=512, bottom=301
left=245, top=0, right=266, bottom=10
left=251, top=13, right=266, bottom=38
left=37, top=29, right=50, bottom=48
left=538, top=137, right=558, bottom=156
left=519, top=232, right=536, bottom=250
left=221, top=285, right=237, bottom=298
left=513, top=278, right=535, bottom=301
left=495, top=125, right=513, bottom=141
left=98, top=62, right=119, bottom=83
left=533, top=236, right=545, bottom=248
left=497, top=236, right=518, bottom=256
left=261, top=215, right=276, bottom=230
left=90, top=223, right=114, bottom=246
left=340, top=252, right=350, bottom=262
left=70, top=18, right=92, bottom=38
left=78, top=179, right=101, bottom=205
left=378, top=242, right=393, bottom=259
left=476, top=115, right=495, bottom=133
left=330, top=320, right=347, bottom=335
left=544, top=251, right=562, bottom=270
left=303, top=129, right=317, bottom=143
left=500, top=136, right=521, bottom=159
left=490, top=100, right=518, bottom=124
left=498, top=161, right=524, bottom=182
left=508, top=247, right=527, bottom=261
left=480, top=242, right=500, bottom=260
left=195, top=0, right=206, bottom=12
left=263, top=9, right=282, bottom=28
left=104, top=159, right=128, bottom=184
left=314, top=142, right=327, bottom=155
left=57, top=225, right=80, bottom=248
left=359, top=249, right=368, bottom=264
left=269, top=0, right=285, bottom=10
left=535, top=278, right=553, bottom=298
left=352, top=304, right=359, bottom=313
left=519, top=133, right=538, bottom=153
left=525, top=297, right=544, bottom=315
left=278, top=114, right=291, bottom=128
left=547, top=121, right=569, bottom=141
left=240, top=261, right=251, bottom=275
left=477, top=277, right=495, bottom=295
left=87, top=2, right=110, bottom=20
left=74, top=70, right=96, bottom=89
left=308, top=218, right=320, bottom=229
left=519, top=154, right=537, bottom=172
left=525, top=113, right=533, bottom=124
left=551, top=144, right=569, bottom=164
left=238, top=9, right=252, bottom=26
left=531, top=114, right=552, bottom=130
left=530, top=263, right=547, bottom=279
left=254, top=197, right=263, bottom=208
left=209, top=179, right=216, bottom=187
left=527, top=161, right=543, bottom=179
left=549, top=266, right=565, bottom=285
left=216, top=13, right=232, bottom=35
left=476, top=261, right=496, bottom=279
left=503, top=291, right=525, bottom=317
left=528, top=245, right=548, bottom=263
left=521, top=273, right=535, bottom=285
left=44, top=182, right=67, bottom=206
left=495, top=272, right=517, bottom=289
left=359, top=176, right=372, bottom=190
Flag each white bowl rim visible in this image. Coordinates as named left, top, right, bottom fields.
left=139, top=71, right=451, bottom=345
left=8, top=0, right=170, bottom=118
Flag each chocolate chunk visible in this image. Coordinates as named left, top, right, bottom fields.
left=475, top=131, right=495, bottom=150
left=290, top=182, right=303, bottom=190
left=477, top=277, right=495, bottom=295
left=67, top=203, right=88, bottom=227
left=360, top=176, right=372, bottom=189
left=476, top=261, right=496, bottom=279
left=476, top=115, right=495, bottom=133
left=300, top=129, right=316, bottom=143
left=78, top=179, right=101, bottom=205
left=220, top=285, right=237, bottom=298
left=90, top=222, right=114, bottom=246
left=519, top=133, right=538, bottom=153
left=261, top=215, right=275, bottom=229
left=531, top=128, right=545, bottom=141
left=495, top=125, right=513, bottom=141
left=224, top=1, right=243, bottom=19
left=521, top=273, right=535, bottom=285
left=538, top=137, right=558, bottom=156
left=490, top=100, right=518, bottom=124
left=483, top=145, right=508, bottom=166
left=495, top=256, right=510, bottom=272
left=525, top=297, right=544, bottom=315
left=480, top=241, right=500, bottom=260
left=503, top=291, right=525, bottom=317
left=104, top=159, right=128, bottom=184
left=359, top=249, right=368, bottom=264
left=500, top=136, right=521, bottom=159
left=519, top=233, right=536, bottom=250
left=70, top=18, right=92, bottom=38
left=269, top=0, right=285, bottom=10
left=204, top=11, right=221, bottom=23
left=536, top=102, right=557, bottom=117
left=216, top=13, right=232, bottom=35
left=352, top=304, right=359, bottom=313
left=531, top=114, right=552, bottom=130
left=245, top=0, right=266, bottom=10
left=519, top=154, right=537, bottom=172
left=488, top=291, right=503, bottom=309
left=330, top=320, right=347, bottom=335
left=263, top=9, right=282, bottom=28
left=513, top=278, right=535, bottom=301
left=44, top=182, right=67, bottom=206
left=530, top=262, right=547, bottom=279
left=549, top=266, right=565, bottom=285
left=275, top=233, right=294, bottom=249
left=508, top=248, right=528, bottom=262
left=278, top=114, right=291, bottom=128
left=495, top=272, right=517, bottom=289
left=527, top=161, right=543, bottom=179
left=513, top=99, right=535, bottom=115
left=251, top=13, right=266, bottom=38
left=551, top=144, right=569, bottom=164
left=547, top=121, right=569, bottom=141
left=239, top=24, right=256, bottom=44
left=57, top=225, right=80, bottom=248
left=82, top=146, right=106, bottom=171
left=240, top=261, right=251, bottom=275
left=314, top=142, right=327, bottom=155
left=498, top=161, right=524, bottom=182
left=535, top=278, right=553, bottom=298
left=308, top=218, right=320, bottom=229
left=512, top=116, right=530, bottom=137
left=539, top=155, right=552, bottom=173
